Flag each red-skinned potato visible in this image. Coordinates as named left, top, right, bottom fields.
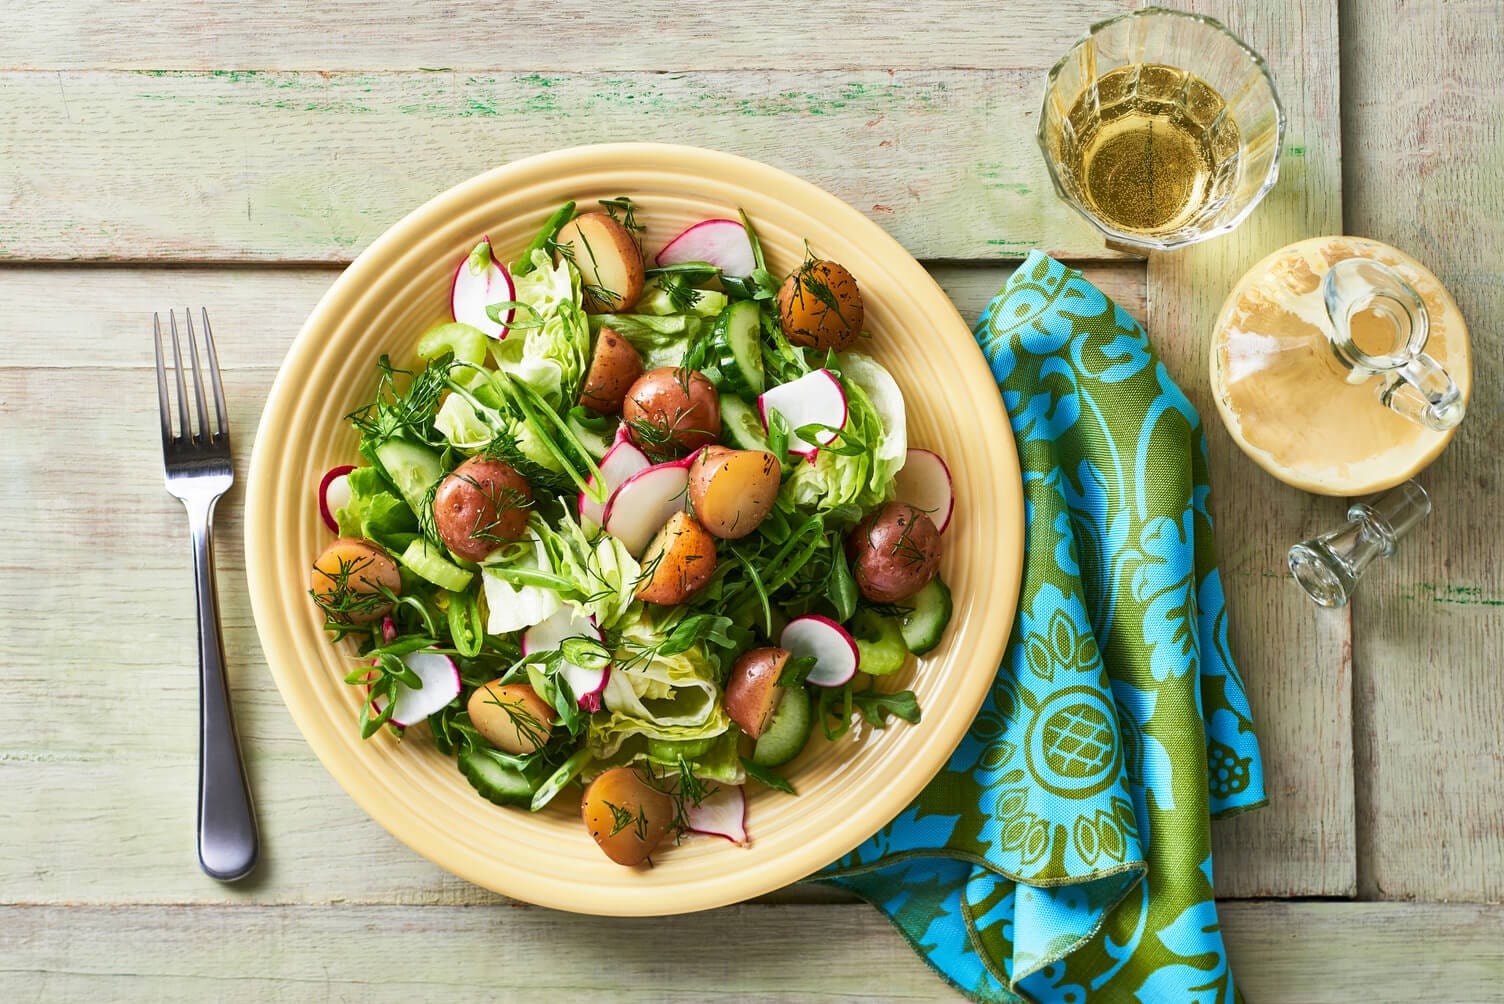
left=578, top=326, right=643, bottom=414
left=467, top=681, right=556, bottom=755
left=688, top=446, right=781, bottom=540
left=622, top=367, right=722, bottom=456
left=777, top=259, right=864, bottom=352
left=582, top=767, right=675, bottom=866
left=555, top=213, right=644, bottom=314
left=725, top=647, right=791, bottom=739
left=847, top=502, right=942, bottom=603
left=310, top=537, right=400, bottom=624
left=635, top=511, right=717, bottom=605
left=433, top=456, right=533, bottom=561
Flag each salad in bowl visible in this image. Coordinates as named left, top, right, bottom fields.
left=308, top=199, right=956, bottom=867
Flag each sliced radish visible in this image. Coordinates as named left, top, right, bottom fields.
left=451, top=236, right=516, bottom=339
left=522, top=606, right=610, bottom=712
left=387, top=649, right=461, bottom=727
left=780, top=614, right=860, bottom=687
left=579, top=440, right=652, bottom=527
left=893, top=448, right=955, bottom=533
left=317, top=464, right=356, bottom=533
left=758, top=369, right=848, bottom=459
left=601, top=454, right=696, bottom=557
left=380, top=616, right=397, bottom=645
left=612, top=422, right=633, bottom=448
left=687, top=783, right=748, bottom=845
left=656, top=219, right=756, bottom=279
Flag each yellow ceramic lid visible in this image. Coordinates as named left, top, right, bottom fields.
left=244, top=144, right=1023, bottom=915
left=1209, top=236, right=1471, bottom=496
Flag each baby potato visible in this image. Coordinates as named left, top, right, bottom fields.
left=554, top=213, right=645, bottom=314
left=777, top=259, right=864, bottom=352
left=725, top=647, right=791, bottom=739
left=688, top=445, right=781, bottom=539
left=581, top=767, right=676, bottom=866
left=433, top=456, right=533, bottom=561
left=578, top=326, right=644, bottom=414
left=310, top=537, right=400, bottom=624
left=847, top=502, right=942, bottom=603
left=467, top=681, right=556, bottom=755
left=635, top=511, right=718, bottom=605
left=622, top=367, right=722, bottom=456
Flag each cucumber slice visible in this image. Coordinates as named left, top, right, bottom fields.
left=373, top=439, right=445, bottom=517
left=850, top=610, right=909, bottom=676
left=398, top=538, right=474, bottom=591
left=751, top=686, right=813, bottom=767
left=720, top=394, right=770, bottom=452
left=900, top=577, right=953, bottom=655
left=457, top=748, right=534, bottom=807
left=705, top=300, right=766, bottom=397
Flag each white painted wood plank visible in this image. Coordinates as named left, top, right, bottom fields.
left=1147, top=1, right=1354, bottom=897
left=1342, top=0, right=1504, bottom=902
left=0, top=903, right=1499, bottom=1002
left=0, top=0, right=1133, bottom=72
left=0, top=69, right=1121, bottom=263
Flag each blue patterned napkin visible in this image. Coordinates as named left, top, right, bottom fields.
left=813, top=251, right=1267, bottom=1002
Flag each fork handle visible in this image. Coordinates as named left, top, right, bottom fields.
left=189, top=504, right=259, bottom=881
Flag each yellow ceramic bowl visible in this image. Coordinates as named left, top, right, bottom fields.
left=245, top=144, right=1023, bottom=915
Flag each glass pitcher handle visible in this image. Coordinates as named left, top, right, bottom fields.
left=1379, top=350, right=1466, bottom=431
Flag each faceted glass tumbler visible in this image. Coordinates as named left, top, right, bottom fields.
left=1038, top=7, right=1286, bottom=252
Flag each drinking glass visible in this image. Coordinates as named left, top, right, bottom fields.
left=1038, top=7, right=1285, bottom=253
left=1288, top=480, right=1432, bottom=608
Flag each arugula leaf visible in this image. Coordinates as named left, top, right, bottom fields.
left=740, top=757, right=796, bottom=795
left=853, top=688, right=921, bottom=728
left=777, top=656, right=818, bottom=687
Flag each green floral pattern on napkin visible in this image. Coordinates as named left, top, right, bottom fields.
left=814, top=251, right=1266, bottom=1003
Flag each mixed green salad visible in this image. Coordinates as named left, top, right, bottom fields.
left=309, top=199, right=956, bottom=865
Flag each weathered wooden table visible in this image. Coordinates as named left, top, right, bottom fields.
left=3, top=1, right=1500, bottom=999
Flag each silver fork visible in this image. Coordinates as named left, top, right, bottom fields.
left=154, top=309, right=259, bottom=882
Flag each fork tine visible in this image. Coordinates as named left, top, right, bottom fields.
left=168, top=311, right=192, bottom=443
left=200, top=308, right=230, bottom=438
left=183, top=308, right=211, bottom=443
left=153, top=312, right=173, bottom=445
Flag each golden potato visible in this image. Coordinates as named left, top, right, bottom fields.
left=467, top=681, right=556, bottom=755
left=847, top=503, right=942, bottom=603
left=777, top=259, right=863, bottom=352
left=581, top=767, right=675, bottom=866
left=433, top=456, right=533, bottom=561
left=688, top=445, right=781, bottom=539
left=725, top=647, right=790, bottom=739
left=635, top=511, right=718, bottom=605
left=554, top=213, right=644, bottom=314
left=578, top=326, right=644, bottom=414
left=310, top=537, right=400, bottom=624
left=622, top=367, right=722, bottom=456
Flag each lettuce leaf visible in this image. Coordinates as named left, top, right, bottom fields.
left=334, top=466, right=418, bottom=551
left=589, top=312, right=704, bottom=370
left=489, top=249, right=591, bottom=408
left=783, top=354, right=907, bottom=514
left=531, top=511, right=641, bottom=629
left=480, top=530, right=563, bottom=635
left=587, top=609, right=730, bottom=759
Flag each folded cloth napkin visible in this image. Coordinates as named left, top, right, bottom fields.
left=814, top=251, right=1267, bottom=1003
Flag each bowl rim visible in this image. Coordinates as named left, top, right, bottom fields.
left=244, top=142, right=1024, bottom=914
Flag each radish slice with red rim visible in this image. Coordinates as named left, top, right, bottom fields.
left=780, top=614, right=860, bottom=687
left=318, top=464, right=356, bottom=533
left=893, top=448, right=955, bottom=533
left=601, top=454, right=696, bottom=557
left=687, top=783, right=748, bottom=844
left=452, top=236, right=516, bottom=339
left=656, top=219, right=756, bottom=279
left=579, top=440, right=652, bottom=527
left=387, top=649, right=462, bottom=727
left=522, top=607, right=611, bottom=711
left=758, top=370, right=847, bottom=459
